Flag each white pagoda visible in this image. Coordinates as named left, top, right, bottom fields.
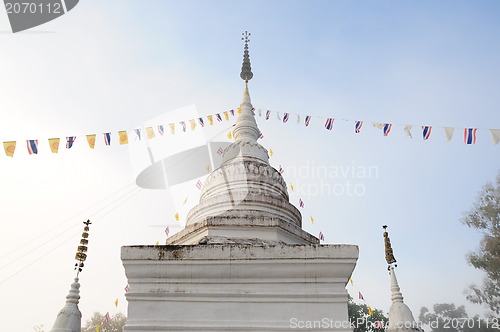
left=121, top=32, right=359, bottom=332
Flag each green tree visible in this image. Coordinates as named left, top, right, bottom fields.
left=419, top=303, right=496, bottom=332
left=461, top=172, right=500, bottom=314
left=82, top=312, right=126, bottom=332
left=348, top=295, right=388, bottom=332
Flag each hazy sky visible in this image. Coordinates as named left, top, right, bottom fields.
left=0, top=1, right=499, bottom=331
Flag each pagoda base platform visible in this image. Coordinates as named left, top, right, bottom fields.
left=121, top=243, right=358, bottom=332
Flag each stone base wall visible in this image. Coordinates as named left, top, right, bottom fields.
left=121, top=243, right=358, bottom=332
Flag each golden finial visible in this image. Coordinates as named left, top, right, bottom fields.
left=383, top=225, right=397, bottom=269
left=74, top=220, right=92, bottom=276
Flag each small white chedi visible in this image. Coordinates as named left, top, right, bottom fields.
left=121, top=33, right=359, bottom=332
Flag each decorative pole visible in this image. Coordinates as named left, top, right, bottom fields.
left=382, top=225, right=397, bottom=269
left=74, top=220, right=91, bottom=277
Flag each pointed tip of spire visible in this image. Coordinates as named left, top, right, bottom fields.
left=240, top=31, right=253, bottom=82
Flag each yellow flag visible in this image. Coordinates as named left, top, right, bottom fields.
left=169, top=123, right=175, bottom=134
left=115, top=299, right=119, bottom=307
left=349, top=278, right=354, bottom=286
left=86, top=134, right=96, bottom=149
left=227, top=131, right=232, bottom=139
left=155, top=241, right=159, bottom=246
left=175, top=213, right=179, bottom=221
left=189, top=119, right=196, bottom=131
left=95, top=325, right=100, bottom=332
left=269, top=149, right=274, bottom=157
left=310, top=216, right=314, bottom=224
left=368, top=306, right=373, bottom=315
left=118, top=131, right=128, bottom=145
left=290, top=183, right=294, bottom=191
left=48, top=138, right=60, bottom=153
left=207, top=115, right=214, bottom=125
left=206, top=165, right=211, bottom=173
left=183, top=197, right=188, bottom=205
left=223, top=111, right=229, bottom=120
left=3, top=141, right=16, bottom=157
left=237, top=108, right=241, bottom=114
left=146, top=127, right=155, bottom=139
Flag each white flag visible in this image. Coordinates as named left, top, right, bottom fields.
left=490, top=129, right=500, bottom=145
left=257, top=109, right=262, bottom=117
left=404, top=125, right=413, bottom=138
left=373, top=122, right=385, bottom=129
left=444, top=127, right=455, bottom=142
left=276, top=112, right=281, bottom=121
left=296, top=114, right=301, bottom=124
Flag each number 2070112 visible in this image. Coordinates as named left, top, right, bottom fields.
left=5, top=2, right=62, bottom=14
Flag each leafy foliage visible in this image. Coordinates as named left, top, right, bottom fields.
left=82, top=312, right=126, bottom=332
left=348, top=295, right=388, bottom=332
left=419, top=303, right=496, bottom=332
left=461, top=172, right=500, bottom=314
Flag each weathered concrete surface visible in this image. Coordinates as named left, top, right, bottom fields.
left=49, top=278, right=82, bottom=332
left=122, top=243, right=358, bottom=332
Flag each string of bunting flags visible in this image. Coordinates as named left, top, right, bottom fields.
left=3, top=107, right=498, bottom=157
left=257, top=109, right=499, bottom=145
left=1, top=110, right=242, bottom=157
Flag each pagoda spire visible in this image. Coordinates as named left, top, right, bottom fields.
left=50, top=220, right=92, bottom=332
left=232, top=31, right=260, bottom=143
left=240, top=31, right=253, bottom=82
left=383, top=226, right=423, bottom=332
left=49, top=278, right=82, bottom=332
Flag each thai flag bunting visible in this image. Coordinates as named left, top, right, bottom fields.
left=196, top=179, right=203, bottom=190
left=325, top=118, right=334, bottom=131
left=66, top=136, right=76, bottom=148
left=266, top=110, right=271, bottom=120
left=251, top=107, right=255, bottom=115
left=165, top=226, right=170, bottom=237
left=158, top=125, right=165, bottom=135
left=305, top=116, right=311, bottom=127
left=124, top=284, right=130, bottom=292
left=319, top=231, right=325, bottom=241
left=299, top=199, right=304, bottom=208
left=103, top=312, right=110, bottom=323
left=383, top=124, right=392, bottom=136
left=198, top=118, right=205, bottom=127
left=104, top=133, right=111, bottom=146
left=134, top=129, right=141, bottom=140
left=216, top=113, right=222, bottom=122
left=27, top=140, right=38, bottom=154
left=259, top=132, right=264, bottom=139
left=422, top=126, right=432, bottom=140
left=217, top=147, right=224, bottom=156
left=179, top=121, right=186, bottom=132
left=230, top=109, right=235, bottom=116
left=283, top=113, right=290, bottom=123
left=464, top=128, right=477, bottom=144
left=358, top=292, right=364, bottom=301
left=279, top=165, right=284, bottom=174
left=355, top=121, right=363, bottom=133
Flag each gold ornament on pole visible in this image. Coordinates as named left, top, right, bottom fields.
left=75, top=219, right=92, bottom=276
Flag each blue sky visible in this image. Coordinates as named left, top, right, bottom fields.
left=0, top=1, right=499, bottom=331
